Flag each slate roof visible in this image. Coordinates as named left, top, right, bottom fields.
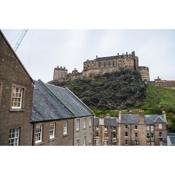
left=93, top=114, right=166, bottom=126
left=45, top=83, right=93, bottom=117
left=32, top=80, right=93, bottom=122
left=167, top=133, right=175, bottom=145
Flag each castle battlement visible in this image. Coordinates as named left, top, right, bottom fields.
left=52, top=51, right=150, bottom=82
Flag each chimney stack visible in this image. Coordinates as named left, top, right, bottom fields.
left=162, top=111, right=167, bottom=122
left=139, top=109, right=144, bottom=124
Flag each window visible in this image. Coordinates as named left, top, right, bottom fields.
left=83, top=118, right=87, bottom=129
left=83, top=136, right=87, bottom=146
left=76, top=139, right=80, bottom=146
left=125, top=140, right=128, bottom=145
left=9, top=128, right=20, bottom=146
left=147, top=126, right=150, bottom=131
left=63, top=120, right=68, bottom=136
left=35, top=124, right=42, bottom=144
left=49, top=122, right=55, bottom=139
left=11, top=86, right=24, bottom=109
left=125, top=125, right=128, bottom=129
left=135, top=133, right=138, bottom=137
left=135, top=125, right=138, bottom=129
left=151, top=126, right=154, bottom=131
left=125, top=132, right=128, bottom=136
left=159, top=132, right=162, bottom=137
left=147, top=133, right=150, bottom=138
left=76, top=119, right=80, bottom=131
left=158, top=124, right=162, bottom=129
left=89, top=118, right=92, bottom=127
left=151, top=133, right=154, bottom=138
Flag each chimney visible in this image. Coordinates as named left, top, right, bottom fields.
left=118, top=111, right=122, bottom=123
left=162, top=111, right=167, bottom=122
left=139, top=109, right=144, bottom=125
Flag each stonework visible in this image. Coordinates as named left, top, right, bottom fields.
left=151, top=76, right=175, bottom=88
left=52, top=51, right=150, bottom=82
left=93, top=111, right=168, bottom=146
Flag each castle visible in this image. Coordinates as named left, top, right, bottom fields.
left=52, top=51, right=150, bottom=82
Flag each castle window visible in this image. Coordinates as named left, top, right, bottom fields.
left=83, top=136, right=87, bottom=146
left=9, top=128, right=20, bottom=146
left=11, top=85, right=24, bottom=110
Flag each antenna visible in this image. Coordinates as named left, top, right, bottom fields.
left=14, top=30, right=28, bottom=51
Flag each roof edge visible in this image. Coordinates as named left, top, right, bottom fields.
left=0, top=30, right=34, bottom=83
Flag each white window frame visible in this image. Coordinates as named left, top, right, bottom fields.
left=35, top=124, right=42, bottom=144
left=76, top=119, right=80, bottom=131
left=83, top=118, right=87, bottom=129
left=9, top=128, right=20, bottom=146
left=49, top=122, right=55, bottom=140
left=63, top=120, right=68, bottom=136
left=11, top=86, right=24, bottom=109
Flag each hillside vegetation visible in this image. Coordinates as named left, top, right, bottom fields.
left=51, top=70, right=146, bottom=110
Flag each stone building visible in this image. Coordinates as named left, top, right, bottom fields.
left=0, top=30, right=34, bottom=145
left=151, top=76, right=175, bottom=88
left=52, top=51, right=150, bottom=82
left=93, top=111, right=168, bottom=146
left=32, top=80, right=94, bottom=145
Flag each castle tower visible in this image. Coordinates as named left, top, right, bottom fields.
left=53, top=66, right=68, bottom=81
left=138, top=66, right=150, bottom=82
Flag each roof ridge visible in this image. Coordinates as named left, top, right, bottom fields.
left=65, top=87, right=94, bottom=115
left=37, top=80, right=75, bottom=117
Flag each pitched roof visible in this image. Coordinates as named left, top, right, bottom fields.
left=93, top=114, right=167, bottom=126
left=0, top=30, right=33, bottom=83
left=46, top=83, right=93, bottom=117
left=32, top=80, right=93, bottom=122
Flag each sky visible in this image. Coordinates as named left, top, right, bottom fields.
left=2, top=30, right=175, bottom=83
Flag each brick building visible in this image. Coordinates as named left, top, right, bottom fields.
left=32, top=80, right=94, bottom=145
left=0, top=31, right=34, bottom=145
left=94, top=111, right=168, bottom=146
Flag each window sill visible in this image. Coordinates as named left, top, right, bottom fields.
left=9, top=108, right=24, bottom=112
left=35, top=141, right=42, bottom=145
left=49, top=138, right=56, bottom=142
left=63, top=134, right=68, bottom=137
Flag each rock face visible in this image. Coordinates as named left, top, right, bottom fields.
left=50, top=70, right=147, bottom=110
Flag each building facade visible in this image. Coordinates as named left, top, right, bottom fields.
left=0, top=31, right=34, bottom=145
left=52, top=51, right=150, bottom=82
left=32, top=80, right=94, bottom=146
left=93, top=111, right=168, bottom=146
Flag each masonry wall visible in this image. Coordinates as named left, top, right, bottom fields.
left=0, top=33, right=33, bottom=145
left=33, top=119, right=74, bottom=146
left=74, top=116, right=93, bottom=146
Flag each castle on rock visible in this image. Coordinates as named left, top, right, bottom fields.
left=52, top=51, right=150, bottom=82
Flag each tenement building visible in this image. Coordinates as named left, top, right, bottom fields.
left=52, top=51, right=150, bottom=82
left=32, top=80, right=94, bottom=146
left=93, top=111, right=168, bottom=146
left=0, top=30, right=34, bottom=145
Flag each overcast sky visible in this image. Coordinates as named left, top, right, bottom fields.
left=2, top=30, right=175, bottom=82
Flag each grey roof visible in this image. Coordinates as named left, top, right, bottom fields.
left=105, top=118, right=118, bottom=127
left=168, top=135, right=175, bottom=145
left=94, top=118, right=99, bottom=126
left=120, top=114, right=140, bottom=124
left=32, top=80, right=73, bottom=122
left=93, top=114, right=166, bottom=126
left=45, top=83, right=93, bottom=117
left=32, top=80, right=93, bottom=122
